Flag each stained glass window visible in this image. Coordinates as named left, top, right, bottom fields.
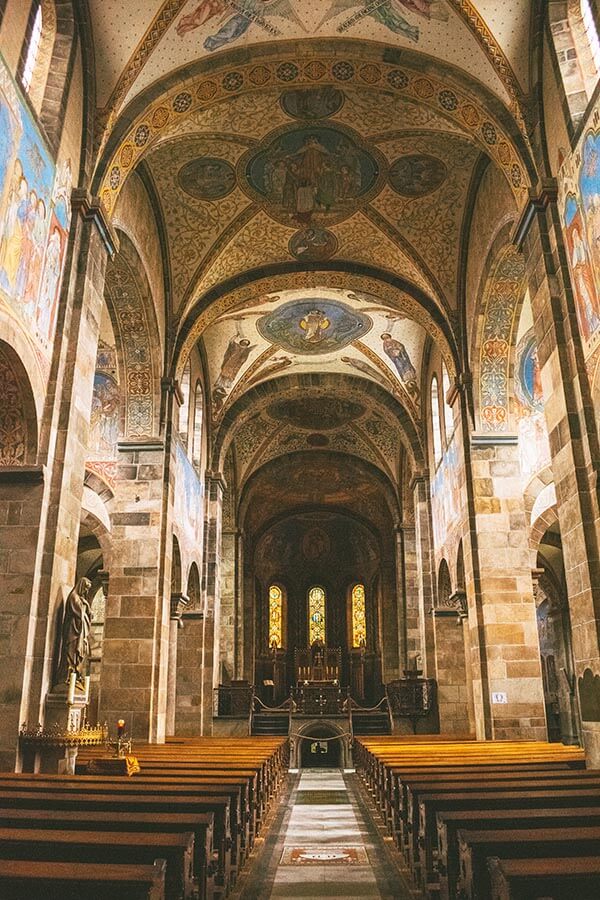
left=21, top=3, right=43, bottom=92
left=442, top=364, right=455, bottom=443
left=351, top=584, right=367, bottom=648
left=308, top=586, right=326, bottom=645
left=268, top=585, right=283, bottom=649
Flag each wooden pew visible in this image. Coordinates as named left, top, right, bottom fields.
left=416, top=787, right=600, bottom=889
left=456, top=826, right=600, bottom=900
left=0, top=774, right=247, bottom=872
left=0, top=858, right=167, bottom=899
left=0, top=808, right=215, bottom=900
left=487, top=855, right=600, bottom=899
left=435, top=806, right=600, bottom=900
left=0, top=828, right=194, bottom=900
left=0, top=788, right=232, bottom=894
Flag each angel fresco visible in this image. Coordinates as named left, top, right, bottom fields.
left=318, top=0, right=448, bottom=42
left=176, top=0, right=305, bottom=53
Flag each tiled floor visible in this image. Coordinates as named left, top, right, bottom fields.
left=235, top=769, right=415, bottom=899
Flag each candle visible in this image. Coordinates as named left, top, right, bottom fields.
left=117, top=718, right=125, bottom=738
left=84, top=675, right=91, bottom=703
left=67, top=671, right=76, bottom=705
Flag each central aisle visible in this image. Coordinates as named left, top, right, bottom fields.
left=236, top=769, right=414, bottom=899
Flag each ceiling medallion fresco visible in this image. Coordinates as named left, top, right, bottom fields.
left=257, top=298, right=372, bottom=354
left=388, top=153, right=448, bottom=197
left=178, top=156, right=237, bottom=199
left=280, top=86, right=345, bottom=120
left=267, top=396, right=366, bottom=431
left=241, top=123, right=385, bottom=227
left=289, top=227, right=338, bottom=262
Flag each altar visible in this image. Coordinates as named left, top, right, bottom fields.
left=294, top=645, right=341, bottom=684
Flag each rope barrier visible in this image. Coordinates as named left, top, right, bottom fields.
left=289, top=732, right=353, bottom=742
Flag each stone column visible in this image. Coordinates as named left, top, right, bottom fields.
left=166, top=592, right=188, bottom=737
left=517, top=185, right=600, bottom=764
left=200, top=472, right=225, bottom=734
left=98, top=438, right=172, bottom=742
left=394, top=522, right=421, bottom=673
left=219, top=528, right=237, bottom=684
left=467, top=434, right=547, bottom=740
left=0, top=194, right=114, bottom=770
left=411, top=474, right=436, bottom=675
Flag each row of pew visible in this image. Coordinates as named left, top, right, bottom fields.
left=0, top=735, right=289, bottom=899
left=354, top=735, right=600, bottom=899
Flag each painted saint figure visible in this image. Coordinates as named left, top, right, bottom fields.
left=213, top=332, right=256, bottom=411
left=381, top=332, right=418, bottom=394
left=300, top=309, right=331, bottom=343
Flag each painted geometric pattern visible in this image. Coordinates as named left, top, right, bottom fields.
left=479, top=246, right=525, bottom=431
left=104, top=257, right=154, bottom=439
left=99, top=53, right=528, bottom=216
left=0, top=346, right=27, bottom=464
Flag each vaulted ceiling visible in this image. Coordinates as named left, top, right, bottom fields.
left=92, top=1, right=531, bottom=501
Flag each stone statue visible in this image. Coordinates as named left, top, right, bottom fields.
left=55, top=577, right=92, bottom=687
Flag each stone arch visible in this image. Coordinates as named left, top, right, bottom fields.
left=103, top=230, right=161, bottom=441
left=475, top=243, right=527, bottom=432
left=93, top=41, right=534, bottom=216
left=212, top=372, right=424, bottom=477
left=456, top=539, right=465, bottom=592
left=0, top=339, right=38, bottom=464
left=291, top=718, right=351, bottom=769
left=530, top=504, right=560, bottom=558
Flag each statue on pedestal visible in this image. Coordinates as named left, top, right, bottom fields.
left=54, top=577, right=92, bottom=688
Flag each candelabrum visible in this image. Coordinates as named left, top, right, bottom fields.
left=105, top=720, right=132, bottom=758
left=19, top=721, right=108, bottom=750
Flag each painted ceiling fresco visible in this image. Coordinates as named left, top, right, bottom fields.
left=200, top=286, right=424, bottom=422
left=143, top=84, right=481, bottom=314
left=90, top=1, right=532, bottom=123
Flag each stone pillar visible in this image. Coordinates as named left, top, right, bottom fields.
left=219, top=528, right=237, bottom=684
left=432, top=598, right=471, bottom=735
left=517, top=185, right=600, bottom=764
left=394, top=522, right=421, bottom=674
left=467, top=434, right=547, bottom=740
left=98, top=439, right=172, bottom=742
left=411, top=475, right=436, bottom=675
left=166, top=592, right=188, bottom=737
left=234, top=530, right=245, bottom=678
left=0, top=195, right=114, bottom=770
left=201, top=472, right=225, bottom=734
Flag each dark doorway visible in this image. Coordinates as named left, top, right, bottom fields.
left=300, top=727, right=341, bottom=767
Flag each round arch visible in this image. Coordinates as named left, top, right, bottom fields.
left=0, top=338, right=38, bottom=464
left=92, top=40, right=534, bottom=215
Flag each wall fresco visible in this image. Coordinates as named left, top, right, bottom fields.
left=430, top=434, right=460, bottom=548
left=514, top=326, right=551, bottom=484
left=0, top=56, right=71, bottom=360
left=560, top=128, right=600, bottom=359
left=175, top=443, right=204, bottom=557
left=242, top=124, right=383, bottom=226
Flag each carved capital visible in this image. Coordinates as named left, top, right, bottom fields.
left=170, top=592, right=189, bottom=622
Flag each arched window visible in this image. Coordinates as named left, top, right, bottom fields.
left=582, top=0, right=600, bottom=69
left=178, top=359, right=191, bottom=449
left=192, top=381, right=203, bottom=468
left=442, top=364, right=455, bottom=444
left=308, top=586, right=326, bottom=645
left=268, top=584, right=285, bottom=649
left=21, top=2, right=43, bottom=93
left=550, top=0, right=600, bottom=123
left=351, top=584, right=367, bottom=648
left=431, top=376, right=442, bottom=465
